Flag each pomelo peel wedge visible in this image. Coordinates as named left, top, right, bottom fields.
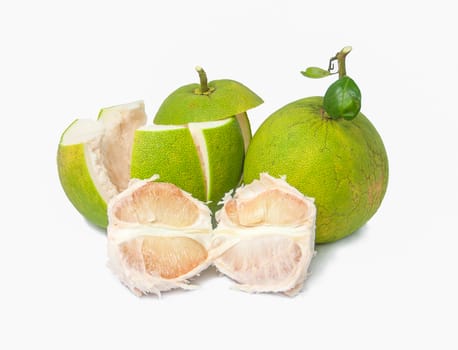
left=130, top=117, right=245, bottom=210
left=57, top=101, right=147, bottom=228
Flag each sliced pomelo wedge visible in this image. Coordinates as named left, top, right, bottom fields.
left=130, top=117, right=245, bottom=210
left=107, top=176, right=214, bottom=296
left=57, top=101, right=146, bottom=227
left=213, top=173, right=316, bottom=296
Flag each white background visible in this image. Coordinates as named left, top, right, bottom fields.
left=1, top=1, right=457, bottom=349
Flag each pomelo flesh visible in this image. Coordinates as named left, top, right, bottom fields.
left=213, top=173, right=316, bottom=295
left=107, top=176, right=214, bottom=296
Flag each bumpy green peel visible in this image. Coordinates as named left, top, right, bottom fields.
left=154, top=79, right=263, bottom=125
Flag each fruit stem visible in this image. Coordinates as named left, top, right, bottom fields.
left=332, top=46, right=352, bottom=78
left=195, top=66, right=209, bottom=94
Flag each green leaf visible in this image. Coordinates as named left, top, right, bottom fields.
left=301, top=67, right=331, bottom=79
left=323, top=76, right=361, bottom=120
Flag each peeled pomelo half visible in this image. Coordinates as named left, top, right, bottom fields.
left=130, top=117, right=245, bottom=210
left=107, top=175, right=214, bottom=296
left=213, top=173, right=316, bottom=296
left=57, top=101, right=147, bottom=228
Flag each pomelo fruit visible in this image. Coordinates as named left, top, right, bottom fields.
left=57, top=101, right=147, bottom=228
left=131, top=67, right=262, bottom=210
left=130, top=118, right=245, bottom=210
left=107, top=175, right=214, bottom=296
left=213, top=173, right=316, bottom=295
left=244, top=47, right=388, bottom=243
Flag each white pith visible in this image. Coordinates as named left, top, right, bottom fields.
left=235, top=112, right=251, bottom=152
left=62, top=101, right=147, bottom=202
left=107, top=176, right=215, bottom=296
left=213, top=173, right=317, bottom=295
left=137, top=119, right=232, bottom=201
left=188, top=119, right=231, bottom=200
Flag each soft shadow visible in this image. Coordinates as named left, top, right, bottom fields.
left=85, top=219, right=108, bottom=236
left=308, top=225, right=369, bottom=281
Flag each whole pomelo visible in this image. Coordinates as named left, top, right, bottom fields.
left=243, top=96, right=388, bottom=243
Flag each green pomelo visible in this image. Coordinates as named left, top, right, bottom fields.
left=57, top=101, right=147, bottom=228
left=244, top=96, right=388, bottom=243
left=154, top=79, right=263, bottom=125
left=130, top=117, right=245, bottom=209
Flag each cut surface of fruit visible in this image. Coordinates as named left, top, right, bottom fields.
left=57, top=101, right=147, bottom=227
left=107, top=176, right=214, bottom=296
left=213, top=173, right=316, bottom=296
left=130, top=118, right=244, bottom=210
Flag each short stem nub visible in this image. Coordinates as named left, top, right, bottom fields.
left=195, top=66, right=209, bottom=94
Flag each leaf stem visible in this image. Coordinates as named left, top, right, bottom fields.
left=334, top=46, right=352, bottom=78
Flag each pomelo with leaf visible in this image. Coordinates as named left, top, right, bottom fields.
left=244, top=47, right=388, bottom=243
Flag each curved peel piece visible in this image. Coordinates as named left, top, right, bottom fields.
left=57, top=101, right=147, bottom=227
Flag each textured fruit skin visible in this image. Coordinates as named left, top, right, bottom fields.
left=244, top=96, right=388, bottom=243
left=130, top=117, right=244, bottom=208
left=203, top=117, right=244, bottom=207
left=130, top=127, right=206, bottom=201
left=57, top=143, right=108, bottom=228
left=154, top=79, right=263, bottom=124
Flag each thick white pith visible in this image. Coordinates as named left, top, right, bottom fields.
left=61, top=101, right=146, bottom=202
left=235, top=112, right=251, bottom=152
left=188, top=119, right=231, bottom=200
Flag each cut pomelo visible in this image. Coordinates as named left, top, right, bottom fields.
left=57, top=101, right=146, bottom=227
left=107, top=175, right=214, bottom=296
left=130, top=117, right=245, bottom=210
left=213, top=173, right=316, bottom=295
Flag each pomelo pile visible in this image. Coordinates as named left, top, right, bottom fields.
left=57, top=49, right=388, bottom=296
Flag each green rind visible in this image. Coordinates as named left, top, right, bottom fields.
left=203, top=117, right=245, bottom=208
left=235, top=112, right=252, bottom=152
left=154, top=79, right=263, bottom=125
left=130, top=127, right=206, bottom=201
left=244, top=96, right=389, bottom=243
left=57, top=143, right=108, bottom=228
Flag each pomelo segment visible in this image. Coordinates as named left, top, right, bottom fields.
left=107, top=176, right=214, bottom=296
left=130, top=117, right=245, bottom=209
left=213, top=173, right=316, bottom=295
left=57, top=101, right=147, bottom=228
